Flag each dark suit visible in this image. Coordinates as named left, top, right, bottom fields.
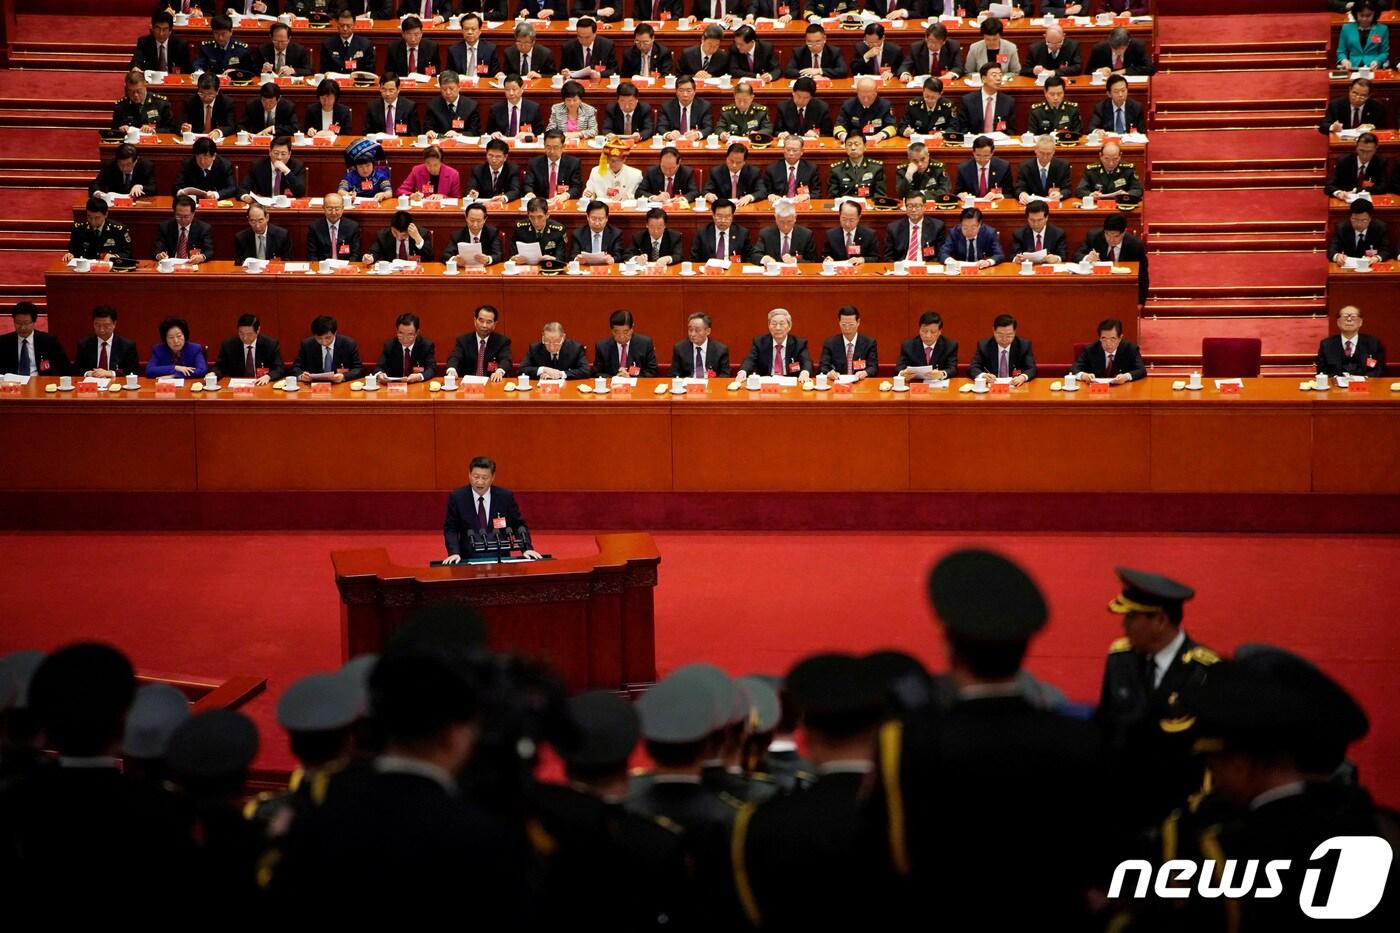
left=938, top=224, right=1004, bottom=264
left=1328, top=153, right=1389, bottom=196
left=239, top=98, right=299, bottom=136
left=131, top=35, right=191, bottom=73
left=703, top=164, right=767, bottom=201
left=620, top=41, right=675, bottom=78
left=233, top=224, right=294, bottom=263
left=1315, top=332, right=1386, bottom=377
left=884, top=217, right=946, bottom=263
left=444, top=485, right=528, bottom=557
left=303, top=102, right=353, bottom=134
left=592, top=335, right=659, bottom=378
left=1329, top=219, right=1391, bottom=260
left=487, top=100, right=543, bottom=136
left=783, top=45, right=849, bottom=80
left=239, top=156, right=308, bottom=199
left=727, top=40, right=781, bottom=81
left=447, top=40, right=500, bottom=78
left=1016, top=158, right=1072, bottom=199
left=425, top=96, right=479, bottom=136
left=320, top=34, right=376, bottom=74
left=676, top=46, right=731, bottom=78
left=306, top=217, right=361, bottom=262
left=173, top=156, right=238, bottom=200
left=213, top=335, right=285, bottom=380
left=600, top=102, right=655, bottom=140
left=959, top=90, right=1017, bottom=135
left=0, top=331, right=69, bottom=376
left=468, top=162, right=522, bottom=202
left=1070, top=339, right=1147, bottom=381
left=671, top=340, right=730, bottom=378
left=1076, top=229, right=1150, bottom=303
left=1088, top=98, right=1146, bottom=134
left=690, top=222, right=750, bottom=263
left=445, top=332, right=513, bottom=377
left=179, top=93, right=236, bottom=137
left=569, top=224, right=625, bottom=262
left=521, top=340, right=590, bottom=379
left=763, top=158, right=822, bottom=199
left=896, top=336, right=958, bottom=378
left=954, top=157, right=1014, bottom=197
left=626, top=229, right=684, bottom=264
left=655, top=99, right=713, bottom=136
left=525, top=155, right=583, bottom=200
left=501, top=45, right=557, bottom=78
left=1319, top=94, right=1388, bottom=135
left=441, top=224, right=504, bottom=264
left=74, top=334, right=140, bottom=376
left=639, top=166, right=700, bottom=200
left=775, top=99, right=832, bottom=137
left=818, top=333, right=878, bottom=378
left=903, top=38, right=964, bottom=78
left=369, top=228, right=435, bottom=262
left=292, top=335, right=364, bottom=380
left=384, top=39, right=440, bottom=78
left=968, top=336, right=1037, bottom=380
left=739, top=334, right=813, bottom=377
left=153, top=219, right=214, bottom=259
left=631, top=0, right=684, bottom=18
left=823, top=225, right=879, bottom=261
left=365, top=98, right=420, bottom=137
left=749, top=224, right=819, bottom=263
left=1009, top=223, right=1069, bottom=261
left=1086, top=38, right=1155, bottom=76
left=256, top=42, right=313, bottom=76
left=89, top=158, right=157, bottom=197
left=1021, top=38, right=1082, bottom=77
left=375, top=337, right=436, bottom=379
left=560, top=38, right=616, bottom=77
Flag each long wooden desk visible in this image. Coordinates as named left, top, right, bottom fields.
left=102, top=132, right=1145, bottom=201
left=81, top=194, right=1138, bottom=263
left=43, top=259, right=1140, bottom=370
left=1327, top=262, right=1400, bottom=353
left=3, top=376, right=1396, bottom=496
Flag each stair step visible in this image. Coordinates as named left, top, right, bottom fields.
left=1152, top=113, right=1323, bottom=131
left=0, top=234, right=68, bottom=248
left=7, top=52, right=130, bottom=70
left=1157, top=54, right=1327, bottom=72
left=1153, top=96, right=1323, bottom=113
left=11, top=41, right=132, bottom=55
left=1147, top=233, right=1323, bottom=251
left=0, top=111, right=108, bottom=129
left=0, top=97, right=116, bottom=113
left=1157, top=40, right=1327, bottom=55
left=1151, top=170, right=1325, bottom=189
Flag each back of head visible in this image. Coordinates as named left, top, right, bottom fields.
left=28, top=643, right=135, bottom=757
left=928, top=550, right=1047, bottom=681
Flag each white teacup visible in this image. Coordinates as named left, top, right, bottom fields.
left=157, top=258, right=175, bottom=273
left=1020, top=259, right=1034, bottom=275
left=237, top=130, right=251, bottom=144
left=443, top=373, right=458, bottom=390
left=283, top=375, right=297, bottom=391
left=893, top=260, right=908, bottom=275
left=374, top=260, right=392, bottom=274
left=124, top=128, right=141, bottom=144
left=204, top=372, right=218, bottom=389
left=182, top=130, right=195, bottom=144
left=1081, top=194, right=1096, bottom=209
left=58, top=375, right=73, bottom=390
left=416, top=134, right=428, bottom=146
left=1064, top=372, right=1078, bottom=389
left=126, top=373, right=140, bottom=389
left=364, top=373, right=379, bottom=390
left=1314, top=373, right=1329, bottom=390
left=318, top=259, right=333, bottom=273
left=503, top=260, right=518, bottom=274
left=746, top=374, right=762, bottom=390
left=396, top=194, right=410, bottom=209
left=595, top=376, right=607, bottom=391
left=518, top=373, right=530, bottom=388
left=664, top=75, right=677, bottom=88
left=815, top=372, right=828, bottom=388
left=1356, top=257, right=1372, bottom=272
left=1187, top=372, right=1203, bottom=390
left=681, top=261, right=693, bottom=274
left=893, top=375, right=906, bottom=389
left=763, top=262, right=781, bottom=276
left=73, top=258, right=91, bottom=272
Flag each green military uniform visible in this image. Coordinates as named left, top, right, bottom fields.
left=827, top=157, right=886, bottom=198
left=512, top=218, right=568, bottom=262
left=111, top=93, right=174, bottom=133
left=1076, top=160, right=1143, bottom=199
left=1027, top=100, right=1083, bottom=136
left=716, top=104, right=773, bottom=137
left=67, top=221, right=133, bottom=261
left=895, top=160, right=951, bottom=199
left=899, top=97, right=958, bottom=136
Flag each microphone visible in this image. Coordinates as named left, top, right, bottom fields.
left=467, top=529, right=484, bottom=556
left=515, top=526, right=533, bottom=553
left=491, top=527, right=505, bottom=563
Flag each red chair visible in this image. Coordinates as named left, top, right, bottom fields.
left=1071, top=342, right=1091, bottom=364
left=1201, top=338, right=1262, bottom=378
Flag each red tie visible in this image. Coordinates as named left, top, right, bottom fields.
left=680, top=107, right=688, bottom=134
left=158, top=43, right=167, bottom=71
left=731, top=175, right=739, bottom=199
left=846, top=342, right=855, bottom=373
left=666, top=175, right=674, bottom=195
left=476, top=495, right=487, bottom=530
left=787, top=167, right=797, bottom=196
left=1113, top=52, right=1123, bottom=70
left=244, top=344, right=256, bottom=377
left=176, top=227, right=188, bottom=258
left=476, top=338, right=487, bottom=376
left=1345, top=339, right=1354, bottom=359
left=1106, top=353, right=1115, bottom=376
left=773, top=343, right=782, bottom=375
left=409, top=48, right=417, bottom=75
left=983, top=97, right=995, bottom=133
left=399, top=238, right=411, bottom=260
left=978, top=167, right=988, bottom=197
left=549, top=162, right=558, bottom=195
left=98, top=341, right=109, bottom=372
left=907, top=223, right=920, bottom=261
left=329, top=225, right=337, bottom=256
left=924, top=345, right=933, bottom=365
left=203, top=105, right=212, bottom=134
left=1035, top=232, right=1042, bottom=253
left=403, top=347, right=412, bottom=377
left=619, top=343, right=629, bottom=372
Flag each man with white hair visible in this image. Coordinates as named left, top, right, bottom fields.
left=735, top=309, right=812, bottom=381
left=1021, top=24, right=1081, bottom=78
left=749, top=200, right=819, bottom=264
left=764, top=135, right=821, bottom=201
left=834, top=76, right=898, bottom=143
left=1016, top=136, right=1071, bottom=203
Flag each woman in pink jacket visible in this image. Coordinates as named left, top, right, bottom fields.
left=395, top=146, right=463, bottom=198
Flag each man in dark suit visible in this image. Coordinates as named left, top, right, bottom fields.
left=690, top=199, right=750, bottom=263
left=959, top=63, right=1017, bottom=135
left=441, top=456, right=542, bottom=562
left=384, top=16, right=440, bottom=77
left=1020, top=25, right=1081, bottom=78
left=560, top=19, right=616, bottom=79
left=306, top=192, right=361, bottom=262
left=1329, top=198, right=1391, bottom=261
left=955, top=137, right=1015, bottom=197
left=397, top=0, right=454, bottom=21
left=639, top=148, right=700, bottom=202
left=233, top=204, right=293, bottom=264
left=818, top=306, right=878, bottom=380
left=368, top=211, right=434, bottom=263
left=320, top=7, right=376, bottom=74
left=884, top=193, right=946, bottom=263
left=895, top=310, right=957, bottom=380
left=900, top=21, right=963, bottom=80
left=729, top=25, right=781, bottom=82
left=1076, top=213, right=1150, bottom=303
left=601, top=84, right=654, bottom=140
left=131, top=12, right=191, bottom=73
left=570, top=202, right=625, bottom=264
left=775, top=77, right=833, bottom=137
left=502, top=24, right=557, bottom=78
left=677, top=25, right=732, bottom=78
left=213, top=313, right=285, bottom=384
left=631, top=0, right=683, bottom=20
left=178, top=77, right=237, bottom=138
left=784, top=24, right=849, bottom=80
left=592, top=310, right=658, bottom=378
left=238, top=137, right=308, bottom=200
left=365, top=75, right=420, bottom=136
left=444, top=304, right=512, bottom=381
left=173, top=137, right=238, bottom=200
left=968, top=313, right=1036, bottom=384
left=374, top=312, right=436, bottom=382
left=656, top=77, right=713, bottom=141
left=1016, top=137, right=1072, bottom=201
left=1329, top=133, right=1388, bottom=197
left=764, top=136, right=822, bottom=200
left=1315, top=306, right=1386, bottom=377
left=703, top=144, right=767, bottom=206
left=240, top=85, right=299, bottom=136
left=1086, top=28, right=1154, bottom=77
left=736, top=309, right=813, bottom=380
left=74, top=306, right=140, bottom=378
left=0, top=303, right=70, bottom=377
left=750, top=200, right=819, bottom=264
left=1009, top=200, right=1069, bottom=265
left=620, top=23, right=674, bottom=78
left=626, top=209, right=684, bottom=265
left=521, top=323, right=591, bottom=380
left=154, top=196, right=213, bottom=262
left=292, top=315, right=364, bottom=383
left=823, top=201, right=879, bottom=262
left=447, top=13, right=499, bottom=78
left=1322, top=79, right=1387, bottom=135
left=90, top=144, right=157, bottom=198
left=851, top=23, right=906, bottom=78
left=468, top=139, right=523, bottom=202
left=525, top=130, right=583, bottom=201
left=1069, top=318, right=1147, bottom=384
left=1088, top=76, right=1145, bottom=134
left=257, top=24, right=313, bottom=77
left=671, top=311, right=730, bottom=378
left=442, top=202, right=504, bottom=266
left=938, top=207, right=1003, bottom=266
left=425, top=75, right=480, bottom=137
left=488, top=77, right=543, bottom=136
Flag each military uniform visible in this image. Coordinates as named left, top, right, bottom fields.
left=834, top=97, right=898, bottom=141
left=716, top=104, right=773, bottom=137
left=111, top=92, right=174, bottom=133
left=1076, top=160, right=1143, bottom=199
left=1027, top=100, right=1083, bottom=136
left=895, top=160, right=951, bottom=199
left=827, top=158, right=886, bottom=198
left=512, top=218, right=568, bottom=262
left=195, top=39, right=252, bottom=75
left=900, top=97, right=957, bottom=136
left=67, top=221, right=133, bottom=261
left=701, top=763, right=779, bottom=805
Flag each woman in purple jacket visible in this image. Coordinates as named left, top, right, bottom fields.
left=145, top=317, right=208, bottom=378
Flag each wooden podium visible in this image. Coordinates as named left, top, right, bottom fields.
left=331, top=533, right=659, bottom=693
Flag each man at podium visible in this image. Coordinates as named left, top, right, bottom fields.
left=442, top=456, right=543, bottom=564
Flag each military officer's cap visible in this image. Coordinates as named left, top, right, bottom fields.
left=562, top=690, right=640, bottom=768
left=166, top=709, right=259, bottom=781
left=1055, top=130, right=1079, bottom=143
left=748, top=132, right=776, bottom=149
left=307, top=10, right=333, bottom=26
left=110, top=256, right=139, bottom=271
left=340, top=653, right=379, bottom=708
left=352, top=71, right=378, bottom=87
left=785, top=653, right=885, bottom=719
left=227, top=69, right=257, bottom=86
left=277, top=671, right=362, bottom=733
left=928, top=549, right=1047, bottom=641
left=942, top=131, right=965, bottom=143
left=637, top=671, right=720, bottom=744
left=1116, top=193, right=1142, bottom=209
left=671, top=662, right=745, bottom=729
left=1108, top=567, right=1194, bottom=616
left=737, top=676, right=780, bottom=733
left=122, top=682, right=191, bottom=759
left=0, top=650, right=46, bottom=709
left=538, top=255, right=567, bottom=274
left=933, top=192, right=960, bottom=209
left=870, top=195, right=901, bottom=210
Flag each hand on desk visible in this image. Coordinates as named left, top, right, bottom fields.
left=443, top=553, right=461, bottom=565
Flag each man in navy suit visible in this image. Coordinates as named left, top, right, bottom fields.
left=938, top=207, right=1004, bottom=266
left=233, top=203, right=293, bottom=264
left=968, top=314, right=1036, bottom=385
left=1009, top=201, right=1068, bottom=265
left=1315, top=306, right=1386, bottom=377
left=818, top=306, right=878, bottom=380
left=955, top=137, right=1014, bottom=198
left=488, top=77, right=543, bottom=137
left=442, top=456, right=542, bottom=563
left=736, top=308, right=813, bottom=381
left=1069, top=318, right=1147, bottom=384
left=823, top=200, right=879, bottom=262
left=896, top=310, right=958, bottom=381
left=1088, top=75, right=1145, bottom=134
left=570, top=202, right=625, bottom=265
left=671, top=312, right=730, bottom=378
left=690, top=199, right=750, bottom=263
left=521, top=323, right=591, bottom=380
left=445, top=304, right=513, bottom=381
left=1329, top=198, right=1391, bottom=262
left=292, top=315, right=365, bottom=384
left=447, top=13, right=499, bottom=78
left=73, top=306, right=140, bottom=378
left=374, top=313, right=436, bottom=382
left=0, top=303, right=69, bottom=377
left=592, top=309, right=659, bottom=378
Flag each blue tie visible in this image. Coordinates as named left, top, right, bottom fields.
left=18, top=339, right=31, bottom=376
left=1115, top=107, right=1125, bottom=134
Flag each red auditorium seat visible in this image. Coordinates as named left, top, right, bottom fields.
left=1201, top=337, right=1262, bottom=378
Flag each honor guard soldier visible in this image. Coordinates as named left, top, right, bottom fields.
left=900, top=78, right=957, bottom=136
left=1075, top=141, right=1143, bottom=200
left=112, top=69, right=175, bottom=134
left=510, top=197, right=568, bottom=264
left=1027, top=76, right=1083, bottom=136
left=715, top=82, right=773, bottom=138
left=895, top=142, right=950, bottom=199
left=64, top=197, right=133, bottom=263
left=827, top=134, right=886, bottom=199
left=1099, top=566, right=1219, bottom=828
left=120, top=683, right=191, bottom=786
left=683, top=663, right=779, bottom=805
left=194, top=16, right=252, bottom=75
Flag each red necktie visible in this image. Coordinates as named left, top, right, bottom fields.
left=1035, top=232, right=1042, bottom=252
left=772, top=343, right=782, bottom=375
left=476, top=495, right=487, bottom=529
left=399, top=238, right=410, bottom=260
left=787, top=167, right=797, bottom=196
left=1345, top=339, right=1355, bottom=359
left=666, top=174, right=674, bottom=195
left=731, top=175, right=739, bottom=199
left=680, top=107, right=688, bottom=134
left=781, top=233, right=790, bottom=257
left=387, top=104, right=395, bottom=133
left=549, top=162, right=558, bottom=195
left=176, top=227, right=188, bottom=258
left=1106, top=353, right=1115, bottom=376
left=158, top=44, right=167, bottom=71
left=476, top=338, right=487, bottom=376
left=983, top=97, right=994, bottom=133
left=272, top=167, right=281, bottom=195
left=403, top=347, right=412, bottom=377
left=907, top=223, right=920, bottom=261
left=653, top=0, right=662, bottom=17
left=924, top=345, right=933, bottom=365
left=998, top=348, right=1009, bottom=378
left=329, top=224, right=337, bottom=256
left=203, top=105, right=212, bottom=134
left=584, top=47, right=591, bottom=68
left=509, top=106, right=518, bottom=136
left=409, top=48, right=417, bottom=75
left=718, top=231, right=727, bottom=258
left=1113, top=53, right=1123, bottom=70
left=244, top=344, right=255, bottom=377
left=846, top=342, right=855, bottom=373
left=98, top=342, right=109, bottom=371
left=694, top=345, right=704, bottom=376
left=978, top=167, right=988, bottom=197
left=619, top=343, right=629, bottom=372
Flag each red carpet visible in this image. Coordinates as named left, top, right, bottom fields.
left=0, top=250, right=60, bottom=287
left=1151, top=251, right=1327, bottom=289
left=1157, top=4, right=1322, bottom=25
left=1139, top=316, right=1329, bottom=357
left=2, top=188, right=86, bottom=220
left=1148, top=129, right=1325, bottom=164
left=0, top=129, right=97, bottom=161
left=1, top=530, right=1398, bottom=808
left=1146, top=189, right=1321, bottom=225
left=1153, top=70, right=1327, bottom=103
left=0, top=70, right=126, bottom=102
left=14, top=12, right=149, bottom=40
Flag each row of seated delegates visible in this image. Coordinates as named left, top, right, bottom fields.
left=1337, top=1, right=1390, bottom=70
left=1329, top=131, right=1400, bottom=197
left=1319, top=76, right=1390, bottom=135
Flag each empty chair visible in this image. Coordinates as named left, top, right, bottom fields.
left=1201, top=337, right=1261, bottom=378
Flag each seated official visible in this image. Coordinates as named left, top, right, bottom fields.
left=240, top=83, right=299, bottom=137
left=1338, top=2, right=1389, bottom=70
left=385, top=15, right=441, bottom=78
left=751, top=199, right=819, bottom=265
left=584, top=140, right=644, bottom=201
left=177, top=160, right=245, bottom=241
left=678, top=24, right=732, bottom=78
left=144, top=316, right=208, bottom=379
left=823, top=201, right=879, bottom=263
left=320, top=8, right=377, bottom=75
left=885, top=193, right=945, bottom=264
left=233, top=204, right=293, bottom=264
left=1088, top=76, right=1145, bottom=135
left=704, top=143, right=767, bottom=207
left=900, top=20, right=963, bottom=81
left=1330, top=198, right=1390, bottom=262
left=1027, top=76, right=1082, bottom=136
left=547, top=80, right=600, bottom=141
left=445, top=304, right=512, bottom=382
left=715, top=83, right=774, bottom=140
left=366, top=74, right=422, bottom=137
left=488, top=75, right=543, bottom=137
left=691, top=198, right=751, bottom=263
left=213, top=313, right=285, bottom=385
left=785, top=24, right=849, bottom=80
left=1321, top=78, right=1386, bottom=135
left=293, top=315, right=364, bottom=384
left=672, top=311, right=730, bottom=379
left=621, top=22, right=675, bottom=78
left=964, top=17, right=1022, bottom=76
left=1074, top=142, right=1142, bottom=200
left=74, top=305, right=139, bottom=379
left=179, top=74, right=236, bottom=140
left=818, top=306, right=878, bottom=380
left=1087, top=26, right=1155, bottom=77
left=638, top=147, right=700, bottom=203
left=63, top=197, right=133, bottom=264
left=827, top=134, right=886, bottom=199
left=240, top=137, right=307, bottom=202
left=258, top=22, right=313, bottom=77
left=896, top=142, right=951, bottom=200
left=834, top=77, right=898, bottom=143
left=765, top=136, right=821, bottom=201
left=593, top=309, right=659, bottom=378
left=851, top=23, right=906, bottom=78
left=89, top=143, right=156, bottom=199
left=521, top=322, right=591, bottom=380
left=511, top=198, right=569, bottom=264
left=1010, top=201, right=1068, bottom=264
left=425, top=71, right=480, bottom=140
left=526, top=130, right=584, bottom=204
left=503, top=21, right=558, bottom=80
left=194, top=15, right=251, bottom=75
left=960, top=63, right=1017, bottom=135
left=153, top=195, right=213, bottom=262
left=1329, top=133, right=1387, bottom=198
left=730, top=24, right=781, bottom=82
left=375, top=313, right=436, bottom=383
left=1076, top=212, right=1149, bottom=303
left=340, top=151, right=394, bottom=202
left=968, top=313, right=1036, bottom=385
left=656, top=76, right=714, bottom=142
left=307, top=192, right=361, bottom=262
left=468, top=139, right=524, bottom=205
left=956, top=136, right=1014, bottom=199
left=397, top=146, right=463, bottom=199
left=366, top=211, right=435, bottom=263
left=1, top=302, right=70, bottom=377
left=938, top=207, right=1003, bottom=267
left=571, top=201, right=625, bottom=265
left=305, top=79, right=352, bottom=135
left=1022, top=24, right=1081, bottom=78
left=443, top=201, right=504, bottom=266
left=1017, top=136, right=1071, bottom=203
left=626, top=208, right=684, bottom=265
left=131, top=11, right=191, bottom=74
left=736, top=308, right=813, bottom=381
left=900, top=77, right=957, bottom=137
left=602, top=82, right=655, bottom=141
left=448, top=12, right=501, bottom=78
left=1315, top=306, right=1386, bottom=377
left=1069, top=318, right=1147, bottom=384
left=776, top=76, right=833, bottom=138
left=112, top=69, right=175, bottom=135
left=442, top=456, right=542, bottom=564
left=896, top=310, right=958, bottom=381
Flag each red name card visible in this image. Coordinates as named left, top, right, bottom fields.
left=909, top=381, right=930, bottom=395
left=907, top=264, right=927, bottom=275
left=386, top=382, right=408, bottom=396
left=760, top=382, right=781, bottom=395
left=1091, top=265, right=1112, bottom=276
left=588, top=265, right=610, bottom=275
left=250, top=136, right=273, bottom=147
left=460, top=381, right=485, bottom=395
left=990, top=382, right=1011, bottom=395
left=232, top=384, right=254, bottom=397
left=1034, top=264, right=1055, bottom=275
left=0, top=382, right=21, bottom=396
left=1349, top=380, right=1369, bottom=393
left=1089, top=381, right=1111, bottom=395
left=961, top=266, right=981, bottom=277
left=311, top=382, right=332, bottom=396
left=76, top=382, right=99, bottom=397
left=155, top=382, right=177, bottom=398
left=538, top=382, right=561, bottom=395
left=197, top=198, right=217, bottom=209
left=832, top=381, right=854, bottom=394
left=1219, top=382, right=1241, bottom=395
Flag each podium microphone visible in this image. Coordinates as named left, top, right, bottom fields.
left=515, top=526, right=533, bottom=553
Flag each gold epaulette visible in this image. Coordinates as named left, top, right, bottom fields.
left=514, top=219, right=532, bottom=227
left=1109, top=636, right=1132, bottom=653
left=718, top=790, right=746, bottom=810
left=652, top=814, right=684, bottom=835
left=1182, top=645, right=1220, bottom=665
left=1030, top=101, right=1049, bottom=110
left=928, top=160, right=946, bottom=170
left=1121, top=162, right=1136, bottom=169
left=628, top=765, right=650, bottom=776
left=895, top=161, right=909, bottom=172
left=241, top=791, right=277, bottom=820
left=722, top=104, right=737, bottom=111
